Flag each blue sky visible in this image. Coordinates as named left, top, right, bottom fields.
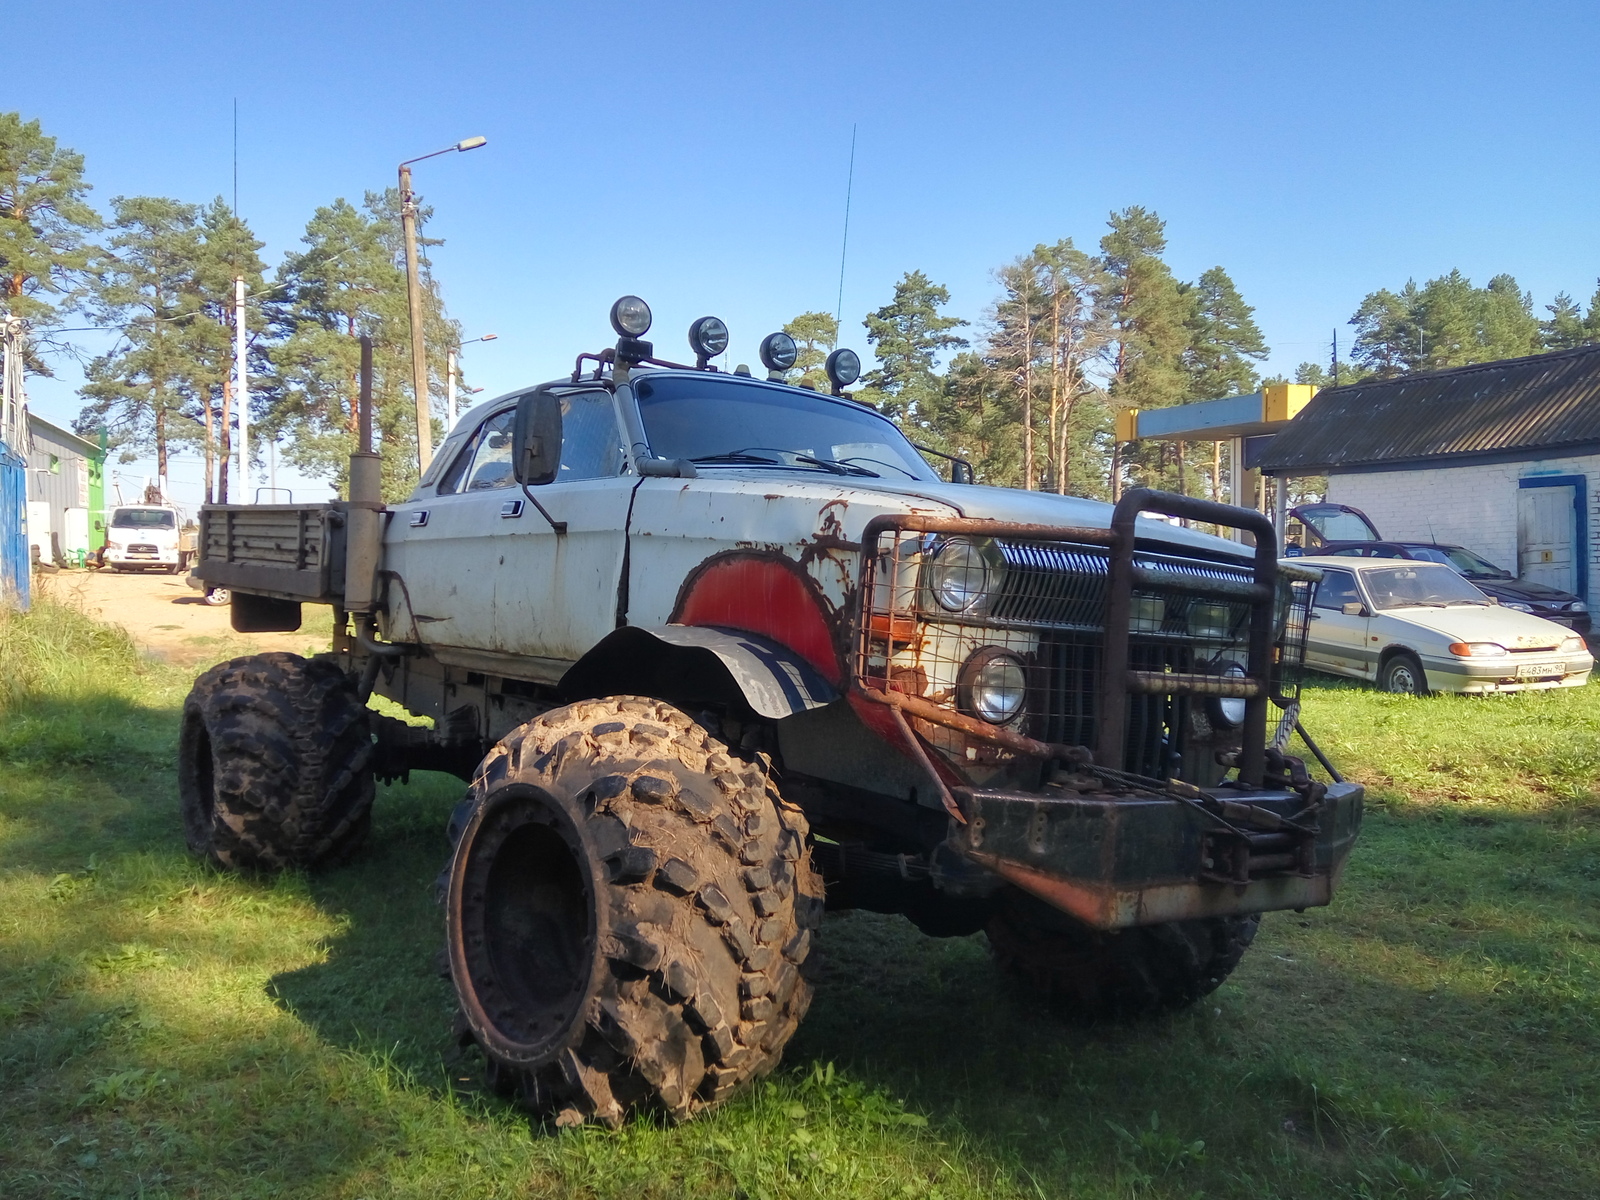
left=15, top=0, right=1600, bottom=505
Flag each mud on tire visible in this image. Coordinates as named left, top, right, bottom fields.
left=446, top=696, right=823, bottom=1126
left=178, top=652, right=375, bottom=870
left=986, top=887, right=1259, bottom=1018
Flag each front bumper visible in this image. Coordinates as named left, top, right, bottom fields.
left=953, top=780, right=1363, bottom=929
left=104, top=547, right=179, bottom=565
left=1424, top=652, right=1594, bottom=694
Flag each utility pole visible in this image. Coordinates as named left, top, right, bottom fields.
left=1332, top=328, right=1339, bottom=386
left=397, top=136, right=486, bottom=475
left=447, top=346, right=458, bottom=428
left=235, top=276, right=249, bottom=502
left=399, top=163, right=432, bottom=473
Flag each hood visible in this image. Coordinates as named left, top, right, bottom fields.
left=688, top=470, right=1253, bottom=561
left=1382, top=602, right=1578, bottom=647
left=1473, top=576, right=1582, bottom=605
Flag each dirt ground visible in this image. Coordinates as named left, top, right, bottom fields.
left=34, top=567, right=333, bottom=668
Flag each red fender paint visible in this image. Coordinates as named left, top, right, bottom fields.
left=672, top=553, right=843, bottom=685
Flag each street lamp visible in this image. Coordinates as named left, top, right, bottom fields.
left=448, top=333, right=498, bottom=426
left=399, top=135, right=487, bottom=474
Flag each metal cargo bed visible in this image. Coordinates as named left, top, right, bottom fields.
left=194, top=503, right=348, bottom=604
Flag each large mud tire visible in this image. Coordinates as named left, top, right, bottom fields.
left=986, top=887, right=1259, bottom=1018
left=177, top=652, right=375, bottom=870
left=446, top=697, right=823, bottom=1126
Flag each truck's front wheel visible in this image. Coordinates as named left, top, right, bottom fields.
left=986, top=887, right=1259, bottom=1018
left=177, top=652, right=374, bottom=870
left=446, top=697, right=822, bottom=1126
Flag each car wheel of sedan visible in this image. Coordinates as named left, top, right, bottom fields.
left=1379, top=652, right=1428, bottom=695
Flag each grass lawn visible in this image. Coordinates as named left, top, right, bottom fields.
left=1, top=599, right=1596, bottom=1198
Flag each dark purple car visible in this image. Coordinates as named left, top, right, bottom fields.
left=1286, top=503, right=1591, bottom=636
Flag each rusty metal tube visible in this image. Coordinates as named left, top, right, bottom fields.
left=344, top=335, right=383, bottom=613
left=1126, top=670, right=1262, bottom=697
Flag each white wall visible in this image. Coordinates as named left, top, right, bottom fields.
left=1325, top=452, right=1600, bottom=608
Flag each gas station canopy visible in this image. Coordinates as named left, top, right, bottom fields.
left=1114, top=384, right=1317, bottom=443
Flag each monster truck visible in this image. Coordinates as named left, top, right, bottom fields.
left=182, top=296, right=1362, bottom=1126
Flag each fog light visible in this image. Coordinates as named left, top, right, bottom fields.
left=1207, top=662, right=1249, bottom=728
left=959, top=648, right=1026, bottom=725
left=759, top=332, right=798, bottom=378
left=688, top=316, right=729, bottom=364
left=610, top=295, right=653, bottom=337
left=825, top=347, right=861, bottom=393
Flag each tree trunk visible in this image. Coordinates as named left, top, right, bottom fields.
left=1021, top=290, right=1034, bottom=491
left=1047, top=292, right=1062, bottom=493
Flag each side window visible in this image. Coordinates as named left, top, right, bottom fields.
left=464, top=409, right=517, bottom=490
left=1314, top=569, right=1363, bottom=611
left=556, top=391, right=626, bottom=481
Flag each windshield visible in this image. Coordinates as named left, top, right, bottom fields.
left=111, top=508, right=175, bottom=530
left=1362, top=563, right=1489, bottom=610
left=1298, top=504, right=1380, bottom=542
left=1404, top=545, right=1513, bottom=579
left=634, top=373, right=938, bottom=482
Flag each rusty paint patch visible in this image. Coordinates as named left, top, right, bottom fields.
left=672, top=551, right=845, bottom=684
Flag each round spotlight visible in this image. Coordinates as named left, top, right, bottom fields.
left=1207, top=661, right=1250, bottom=729
left=688, top=316, right=729, bottom=361
left=825, top=347, right=861, bottom=390
left=959, top=647, right=1027, bottom=725
left=759, top=332, right=798, bottom=372
left=610, top=295, right=653, bottom=338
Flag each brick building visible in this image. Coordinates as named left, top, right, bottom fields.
left=1258, top=344, right=1600, bottom=609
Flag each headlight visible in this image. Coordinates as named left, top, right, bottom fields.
left=1130, top=595, right=1166, bottom=632
left=1502, top=601, right=1534, bottom=613
left=1187, top=601, right=1234, bottom=640
left=1569, top=602, right=1588, bottom=613
left=928, top=538, right=994, bottom=612
left=759, top=331, right=798, bottom=372
left=1207, top=662, right=1249, bottom=728
left=1448, top=642, right=1508, bottom=657
left=825, top=347, right=861, bottom=390
left=1561, top=637, right=1586, bottom=654
left=959, top=648, right=1027, bottom=725
left=688, top=316, right=729, bottom=361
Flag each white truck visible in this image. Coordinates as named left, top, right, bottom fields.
left=183, top=297, right=1362, bottom=1126
left=100, top=503, right=191, bottom=573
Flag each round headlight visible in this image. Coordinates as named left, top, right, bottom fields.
left=825, top=347, right=861, bottom=390
left=610, top=295, right=653, bottom=337
left=1207, top=662, right=1249, bottom=728
left=960, top=648, right=1027, bottom=725
left=929, top=538, right=993, bottom=612
left=1187, top=601, right=1234, bottom=640
left=759, top=332, right=798, bottom=372
left=688, top=316, right=729, bottom=360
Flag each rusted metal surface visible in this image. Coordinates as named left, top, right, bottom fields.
left=953, top=779, right=1363, bottom=928
left=1259, top=342, right=1600, bottom=474
left=1125, top=670, right=1262, bottom=697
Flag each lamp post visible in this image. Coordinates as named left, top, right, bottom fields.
left=399, top=135, right=487, bottom=474
left=447, top=333, right=498, bottom=427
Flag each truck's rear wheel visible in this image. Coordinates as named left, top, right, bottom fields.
left=986, top=887, right=1259, bottom=1018
left=177, top=652, right=374, bottom=870
left=446, top=697, right=822, bottom=1126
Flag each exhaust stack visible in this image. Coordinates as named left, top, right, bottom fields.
left=344, top=335, right=382, bottom=612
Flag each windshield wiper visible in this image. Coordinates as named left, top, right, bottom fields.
left=690, top=452, right=783, bottom=465
left=689, top=448, right=878, bottom=477
left=795, top=454, right=878, bottom=477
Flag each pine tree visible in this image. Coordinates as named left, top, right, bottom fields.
left=986, top=254, right=1046, bottom=488
left=782, top=310, right=837, bottom=390
left=1033, top=240, right=1110, bottom=494
left=1099, top=207, right=1190, bottom=497
left=860, top=270, right=968, bottom=427
left=1542, top=292, right=1587, bottom=350
left=1350, top=283, right=1423, bottom=377
left=0, top=112, right=101, bottom=370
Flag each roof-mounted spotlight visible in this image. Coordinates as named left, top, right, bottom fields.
left=759, top=332, right=798, bottom=381
left=825, top=347, right=861, bottom=395
left=688, top=316, right=729, bottom=369
left=610, top=295, right=653, bottom=338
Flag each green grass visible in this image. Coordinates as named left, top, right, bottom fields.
left=2, top=600, right=1596, bottom=1198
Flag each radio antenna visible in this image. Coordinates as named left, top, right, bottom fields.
left=834, top=124, right=856, bottom=340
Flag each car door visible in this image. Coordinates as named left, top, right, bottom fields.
left=385, top=388, right=635, bottom=664
left=1305, top=567, right=1374, bottom=677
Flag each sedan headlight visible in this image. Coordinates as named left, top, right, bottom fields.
left=1561, top=637, right=1586, bottom=654
left=1502, top=601, right=1534, bottom=613
left=958, top=647, right=1027, bottom=725
left=1569, top=602, right=1588, bottom=614
left=929, top=538, right=994, bottom=612
left=1448, top=642, right=1508, bottom=657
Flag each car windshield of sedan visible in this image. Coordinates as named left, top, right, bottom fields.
left=633, top=373, right=938, bottom=482
left=1363, top=563, right=1490, bottom=610
left=1403, top=545, right=1514, bottom=579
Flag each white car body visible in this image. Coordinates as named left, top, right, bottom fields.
left=103, top=505, right=185, bottom=571
left=1297, top=555, right=1593, bottom=693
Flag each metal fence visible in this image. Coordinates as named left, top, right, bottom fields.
left=1, top=439, right=28, bottom=610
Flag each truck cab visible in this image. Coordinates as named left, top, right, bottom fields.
left=100, top=504, right=187, bottom=572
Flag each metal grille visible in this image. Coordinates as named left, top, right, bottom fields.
left=1273, top=573, right=1316, bottom=706
left=856, top=530, right=1254, bottom=776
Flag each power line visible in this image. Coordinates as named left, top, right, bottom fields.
left=834, top=124, right=856, bottom=339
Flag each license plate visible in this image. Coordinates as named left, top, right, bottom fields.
left=1517, top=662, right=1560, bottom=677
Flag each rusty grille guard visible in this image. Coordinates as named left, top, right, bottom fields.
left=850, top=488, right=1308, bottom=793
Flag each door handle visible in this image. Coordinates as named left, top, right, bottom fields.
left=409, top=510, right=429, bottom=528
left=501, top=500, right=524, bottom=519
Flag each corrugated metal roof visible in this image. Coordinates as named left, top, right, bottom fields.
left=1258, top=343, right=1600, bottom=474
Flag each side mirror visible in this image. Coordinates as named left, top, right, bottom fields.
left=1341, top=601, right=1367, bottom=617
left=951, top=459, right=975, bottom=485
left=512, top=391, right=562, bottom=486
